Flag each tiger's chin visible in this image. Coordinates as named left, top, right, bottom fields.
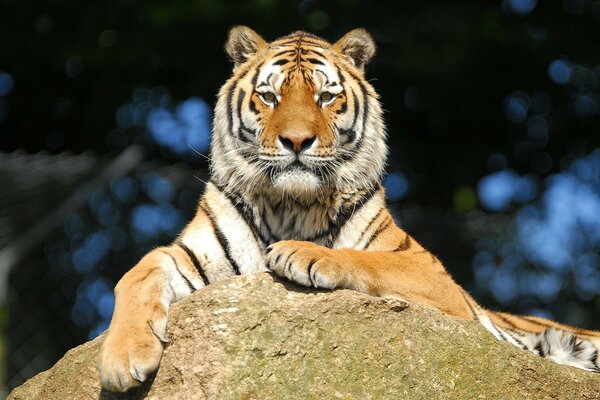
left=271, top=168, right=322, bottom=197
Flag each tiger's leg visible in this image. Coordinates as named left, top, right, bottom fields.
left=265, top=240, right=475, bottom=320
left=487, top=311, right=600, bottom=371
left=99, top=186, right=267, bottom=392
left=98, top=245, right=205, bottom=392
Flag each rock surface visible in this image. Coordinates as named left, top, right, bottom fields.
left=8, top=273, right=600, bottom=399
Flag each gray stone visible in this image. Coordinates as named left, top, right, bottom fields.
left=8, top=273, right=600, bottom=399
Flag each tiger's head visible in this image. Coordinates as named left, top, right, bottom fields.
left=211, top=26, right=386, bottom=201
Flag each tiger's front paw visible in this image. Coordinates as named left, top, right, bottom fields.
left=266, top=240, right=346, bottom=289
left=98, top=307, right=168, bottom=392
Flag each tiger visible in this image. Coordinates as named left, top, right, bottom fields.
left=98, top=26, right=600, bottom=392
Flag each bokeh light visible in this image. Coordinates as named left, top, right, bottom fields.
left=473, top=149, right=600, bottom=316
left=502, top=0, right=538, bottom=16
left=548, top=59, right=572, bottom=85
left=504, top=92, right=529, bottom=123
left=477, top=170, right=538, bottom=212
left=384, top=171, right=409, bottom=201
left=115, top=87, right=212, bottom=158
left=147, top=96, right=212, bottom=156
left=0, top=72, right=14, bottom=96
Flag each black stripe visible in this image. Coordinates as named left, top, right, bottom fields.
left=534, top=341, right=546, bottom=357
left=274, top=38, right=302, bottom=46
left=200, top=202, right=242, bottom=275
left=224, top=66, right=252, bottom=136
left=472, top=308, right=508, bottom=342
left=301, top=70, right=311, bottom=85
left=393, top=235, right=412, bottom=252
left=590, top=350, right=600, bottom=371
left=363, top=216, right=392, bottom=249
left=226, top=84, right=236, bottom=135
left=256, top=71, right=273, bottom=89
left=492, top=312, right=520, bottom=331
left=272, top=58, right=289, bottom=66
left=503, top=330, right=527, bottom=349
left=299, top=47, right=325, bottom=56
left=175, top=241, right=210, bottom=286
left=570, top=335, right=582, bottom=354
left=276, top=37, right=324, bottom=47
left=306, top=259, right=317, bottom=287
left=159, top=250, right=196, bottom=292
left=235, top=89, right=252, bottom=143
left=304, top=57, right=324, bottom=65
left=251, top=63, right=262, bottom=86
left=350, top=90, right=360, bottom=127
left=327, top=185, right=380, bottom=247
left=272, top=49, right=296, bottom=57
left=521, top=316, right=554, bottom=329
left=248, top=94, right=259, bottom=114
left=337, top=67, right=369, bottom=161
left=335, top=96, right=348, bottom=114
left=337, top=89, right=361, bottom=157
left=495, top=327, right=511, bottom=343
left=462, top=296, right=507, bottom=343
left=354, top=207, right=384, bottom=247
left=337, top=66, right=346, bottom=85
left=236, top=90, right=258, bottom=143
left=460, top=290, right=480, bottom=322
left=211, top=182, right=269, bottom=246
left=236, top=89, right=246, bottom=118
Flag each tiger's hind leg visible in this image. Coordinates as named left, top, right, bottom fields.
left=488, top=311, right=600, bottom=372
left=527, top=329, right=599, bottom=371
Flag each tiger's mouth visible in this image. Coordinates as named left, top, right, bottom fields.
left=267, top=160, right=323, bottom=195
left=287, top=160, right=311, bottom=171
left=274, top=159, right=328, bottom=178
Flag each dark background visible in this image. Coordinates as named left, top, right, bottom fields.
left=1, top=0, right=600, bottom=394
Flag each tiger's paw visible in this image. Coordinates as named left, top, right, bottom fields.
left=266, top=240, right=347, bottom=289
left=98, top=307, right=168, bottom=392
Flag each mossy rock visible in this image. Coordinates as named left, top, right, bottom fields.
left=8, top=273, right=600, bottom=399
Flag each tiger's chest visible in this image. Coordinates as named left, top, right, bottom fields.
left=218, top=185, right=382, bottom=249
left=257, top=201, right=335, bottom=245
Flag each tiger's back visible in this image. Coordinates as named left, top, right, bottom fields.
left=98, top=27, right=600, bottom=392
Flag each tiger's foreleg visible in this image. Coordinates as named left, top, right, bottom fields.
left=266, top=240, right=474, bottom=320
left=99, top=186, right=266, bottom=392
left=97, top=243, right=207, bottom=392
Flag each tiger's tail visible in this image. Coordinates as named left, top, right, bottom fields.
left=461, top=290, right=600, bottom=372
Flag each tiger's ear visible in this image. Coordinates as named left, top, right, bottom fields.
left=333, top=29, right=376, bottom=72
left=225, top=26, right=268, bottom=68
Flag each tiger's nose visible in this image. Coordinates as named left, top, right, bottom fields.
left=278, top=132, right=316, bottom=154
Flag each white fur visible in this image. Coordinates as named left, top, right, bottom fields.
left=204, top=184, right=267, bottom=275
left=333, top=193, right=385, bottom=249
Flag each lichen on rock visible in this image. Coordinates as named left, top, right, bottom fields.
left=8, top=273, right=600, bottom=400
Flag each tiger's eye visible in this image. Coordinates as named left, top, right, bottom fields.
left=320, top=92, right=334, bottom=103
left=262, top=92, right=276, bottom=103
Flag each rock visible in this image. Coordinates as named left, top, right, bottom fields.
left=8, top=273, right=600, bottom=399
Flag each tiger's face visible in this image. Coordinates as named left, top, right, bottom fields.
left=211, top=27, right=386, bottom=199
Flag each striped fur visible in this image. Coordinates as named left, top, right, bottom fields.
left=98, top=27, right=600, bottom=392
